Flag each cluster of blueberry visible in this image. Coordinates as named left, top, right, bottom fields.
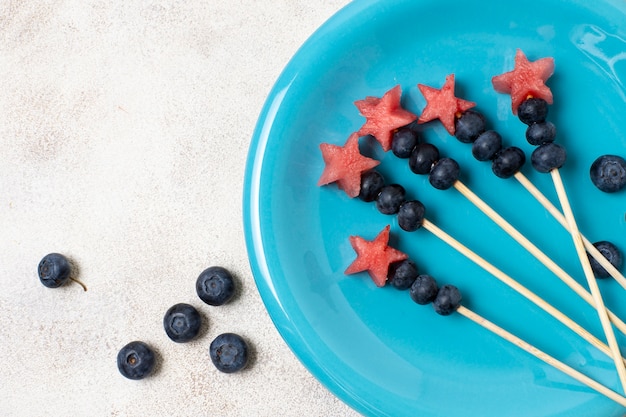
left=357, top=166, right=461, bottom=315
left=388, top=99, right=624, bottom=279
left=37, top=253, right=250, bottom=380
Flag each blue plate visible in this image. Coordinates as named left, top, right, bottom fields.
left=243, top=1, right=626, bottom=415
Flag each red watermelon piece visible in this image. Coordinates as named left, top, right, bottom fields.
left=345, top=225, right=408, bottom=287
left=318, top=132, right=380, bottom=198
left=417, top=74, right=476, bottom=135
left=355, top=85, right=417, bottom=152
left=492, top=49, right=555, bottom=114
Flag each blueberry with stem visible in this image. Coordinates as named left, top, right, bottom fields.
left=38, top=253, right=86, bottom=291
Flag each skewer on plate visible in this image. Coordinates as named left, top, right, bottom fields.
left=318, top=139, right=625, bottom=366
left=490, top=48, right=626, bottom=393
left=343, top=225, right=626, bottom=407
left=353, top=82, right=626, bottom=337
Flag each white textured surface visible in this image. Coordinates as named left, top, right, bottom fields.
left=0, top=1, right=359, bottom=416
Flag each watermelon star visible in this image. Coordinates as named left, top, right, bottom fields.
left=492, top=49, right=555, bottom=114
left=318, top=132, right=380, bottom=198
left=345, top=225, right=408, bottom=287
left=417, top=74, right=476, bottom=135
left=355, top=85, right=417, bottom=152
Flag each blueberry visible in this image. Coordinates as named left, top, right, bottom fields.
left=433, top=284, right=462, bottom=315
left=409, top=274, right=438, bottom=305
left=210, top=333, right=249, bottom=373
left=409, top=143, right=439, bottom=175
left=454, top=110, right=486, bottom=143
left=429, top=158, right=460, bottom=190
left=163, top=303, right=202, bottom=343
left=526, top=121, right=556, bottom=145
left=397, top=200, right=425, bottom=232
left=492, top=146, right=525, bottom=178
left=196, top=266, right=236, bottom=306
left=376, top=184, right=405, bottom=214
left=388, top=259, right=418, bottom=290
left=38, top=253, right=71, bottom=288
left=391, top=127, right=419, bottom=158
left=472, top=130, right=502, bottom=161
left=588, top=241, right=623, bottom=278
left=359, top=170, right=385, bottom=202
left=531, top=143, right=567, bottom=173
left=590, top=155, right=626, bottom=193
left=117, top=341, right=156, bottom=380
left=518, top=98, right=548, bottom=125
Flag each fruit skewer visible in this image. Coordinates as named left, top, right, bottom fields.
left=412, top=73, right=626, bottom=290
left=491, top=48, right=626, bottom=393
left=354, top=84, right=626, bottom=337
left=344, top=225, right=626, bottom=408
left=317, top=139, right=626, bottom=366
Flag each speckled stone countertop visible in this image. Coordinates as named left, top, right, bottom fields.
left=0, top=1, right=359, bottom=416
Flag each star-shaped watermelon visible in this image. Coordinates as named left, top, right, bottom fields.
left=355, top=85, right=417, bottom=152
left=417, top=74, right=476, bottom=135
left=344, top=225, right=408, bottom=287
left=491, top=49, right=555, bottom=114
left=318, top=132, right=380, bottom=198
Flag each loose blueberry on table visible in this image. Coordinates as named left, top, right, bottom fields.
left=209, top=333, right=249, bottom=373
left=163, top=303, right=202, bottom=343
left=117, top=341, right=156, bottom=380
left=196, top=266, right=236, bottom=306
left=38, top=253, right=72, bottom=288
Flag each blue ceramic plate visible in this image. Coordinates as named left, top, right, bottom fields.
left=243, top=1, right=626, bottom=415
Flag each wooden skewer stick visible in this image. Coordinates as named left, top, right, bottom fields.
left=514, top=170, right=626, bottom=291
left=422, top=219, right=626, bottom=365
left=457, top=305, right=626, bottom=407
left=550, top=168, right=626, bottom=394
left=452, top=179, right=626, bottom=336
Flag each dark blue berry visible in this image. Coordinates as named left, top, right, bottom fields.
left=358, top=170, right=385, bottom=202
left=518, top=98, right=548, bottom=125
left=433, top=284, right=462, bottom=315
left=38, top=253, right=71, bottom=288
left=590, top=155, right=626, bottom=193
left=409, top=274, right=438, bottom=305
left=588, top=241, right=623, bottom=278
left=472, top=130, right=502, bottom=161
left=429, top=158, right=460, bottom=190
left=163, top=303, right=202, bottom=343
left=531, top=143, right=567, bottom=173
left=388, top=259, right=418, bottom=290
left=492, top=146, right=525, bottom=178
left=454, top=110, right=486, bottom=143
left=409, top=143, right=439, bottom=175
left=376, top=184, right=405, bottom=214
left=117, top=341, right=156, bottom=380
left=397, top=200, right=425, bottom=232
left=526, top=121, right=556, bottom=145
left=196, top=266, right=236, bottom=306
left=391, top=127, right=419, bottom=158
left=210, top=333, right=249, bottom=373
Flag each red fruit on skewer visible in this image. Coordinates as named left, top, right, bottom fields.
left=318, top=132, right=380, bottom=198
left=491, top=48, right=555, bottom=114
left=417, top=74, right=476, bottom=135
left=345, top=225, right=408, bottom=287
left=355, top=85, right=417, bottom=152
